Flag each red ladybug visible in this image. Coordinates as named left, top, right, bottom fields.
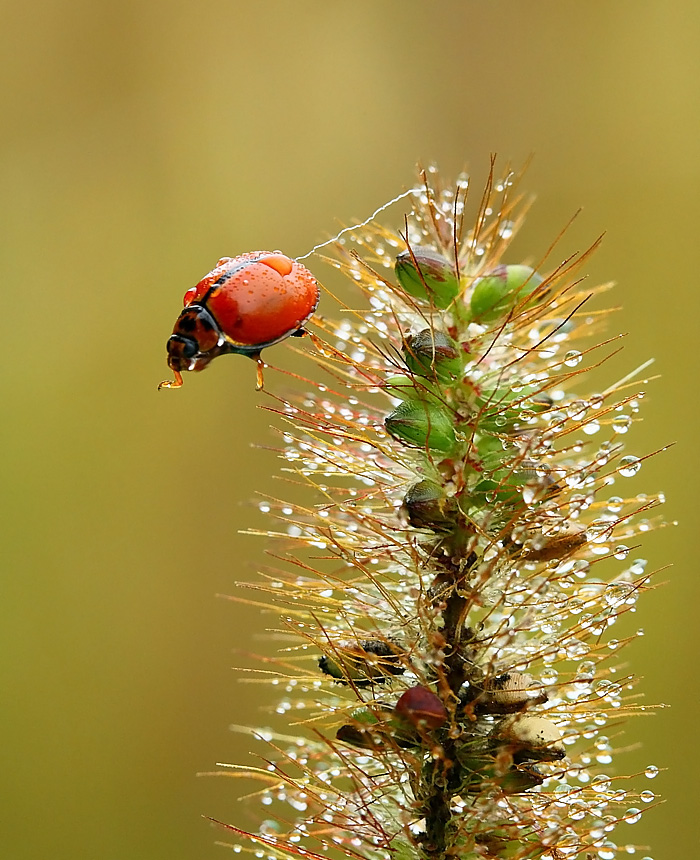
left=159, top=251, right=319, bottom=390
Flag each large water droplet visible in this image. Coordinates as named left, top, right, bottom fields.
left=569, top=801, right=587, bottom=820
left=644, top=765, right=659, bottom=779
left=612, top=415, right=632, bottom=434
left=566, top=638, right=589, bottom=659
left=591, top=774, right=612, bottom=793
left=624, top=808, right=642, bottom=824
left=605, top=583, right=632, bottom=606
left=564, top=350, right=583, bottom=367
left=498, top=220, right=515, bottom=239
left=618, top=456, right=642, bottom=477
left=598, top=841, right=616, bottom=859
left=567, top=400, right=588, bottom=419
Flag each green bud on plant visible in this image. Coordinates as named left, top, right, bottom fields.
left=318, top=639, right=405, bottom=686
left=403, top=329, right=465, bottom=382
left=495, top=766, right=545, bottom=794
left=470, top=264, right=544, bottom=323
left=336, top=706, right=418, bottom=749
left=475, top=433, right=508, bottom=469
left=385, top=400, right=456, bottom=453
left=403, top=479, right=459, bottom=531
left=395, top=246, right=459, bottom=308
left=383, top=373, right=433, bottom=401
left=457, top=753, right=544, bottom=795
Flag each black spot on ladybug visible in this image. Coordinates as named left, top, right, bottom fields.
left=178, top=314, right=198, bottom=333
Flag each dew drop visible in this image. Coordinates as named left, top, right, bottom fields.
left=564, top=350, right=583, bottom=367
left=644, top=765, right=659, bottom=779
left=498, top=220, right=515, bottom=239
left=569, top=805, right=587, bottom=821
left=592, top=774, right=612, bottom=793
left=567, top=400, right=587, bottom=419
left=623, top=808, right=642, bottom=824
left=612, top=415, right=632, bottom=434
left=618, top=456, right=641, bottom=477
left=578, top=661, right=596, bottom=679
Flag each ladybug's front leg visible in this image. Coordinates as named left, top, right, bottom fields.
left=158, top=369, right=184, bottom=390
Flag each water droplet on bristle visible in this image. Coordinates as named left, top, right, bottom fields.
left=564, top=350, right=583, bottom=367
left=619, top=456, right=642, bottom=477
left=624, top=808, right=642, bottom=824
left=612, top=415, right=632, bottom=434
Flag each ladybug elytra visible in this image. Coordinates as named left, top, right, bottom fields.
left=159, top=251, right=319, bottom=390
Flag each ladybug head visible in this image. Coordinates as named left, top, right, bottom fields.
left=161, top=305, right=229, bottom=388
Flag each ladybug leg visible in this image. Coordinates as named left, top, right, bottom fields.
left=158, top=370, right=184, bottom=390
left=290, top=327, right=307, bottom=338
left=248, top=352, right=265, bottom=391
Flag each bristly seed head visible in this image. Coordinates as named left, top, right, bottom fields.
left=218, top=163, right=666, bottom=860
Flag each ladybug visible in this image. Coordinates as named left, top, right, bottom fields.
left=159, top=251, right=319, bottom=390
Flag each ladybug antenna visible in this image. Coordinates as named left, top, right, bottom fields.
left=295, top=187, right=422, bottom=262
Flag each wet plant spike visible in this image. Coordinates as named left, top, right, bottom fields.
left=215, top=166, right=666, bottom=860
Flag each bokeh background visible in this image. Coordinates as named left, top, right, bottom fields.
left=2, top=2, right=697, bottom=858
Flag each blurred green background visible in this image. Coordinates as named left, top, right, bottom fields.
left=2, top=1, right=696, bottom=858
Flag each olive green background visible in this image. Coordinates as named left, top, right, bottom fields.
left=2, top=2, right=697, bottom=858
